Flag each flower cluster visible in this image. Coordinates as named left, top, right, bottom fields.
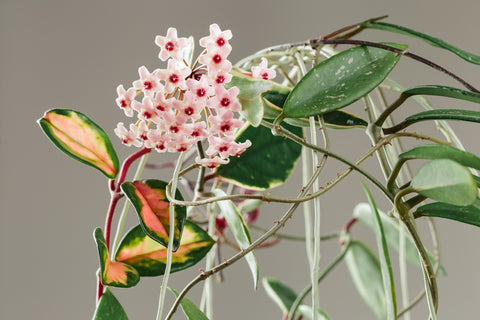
left=114, top=24, right=275, bottom=168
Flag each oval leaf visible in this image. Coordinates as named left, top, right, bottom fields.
left=38, top=109, right=119, bottom=178
left=262, top=277, right=298, bottom=314
left=362, top=185, right=397, bottom=320
left=344, top=240, right=386, bottom=320
left=410, top=159, right=477, bottom=206
left=226, top=68, right=274, bottom=126
left=121, top=180, right=186, bottom=251
left=353, top=203, right=443, bottom=272
left=383, top=109, right=480, bottom=134
left=282, top=44, right=405, bottom=118
left=94, top=228, right=140, bottom=288
left=168, top=287, right=210, bottom=320
left=215, top=123, right=302, bottom=190
left=93, top=288, right=128, bottom=320
left=415, top=200, right=480, bottom=227
left=115, top=221, right=214, bottom=276
left=213, top=189, right=258, bottom=289
left=362, top=22, right=480, bottom=65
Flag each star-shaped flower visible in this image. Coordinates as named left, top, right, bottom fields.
left=155, top=27, right=189, bottom=61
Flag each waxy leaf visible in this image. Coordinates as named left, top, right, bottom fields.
left=213, top=189, right=258, bottom=288
left=121, top=180, right=186, bottom=251
left=93, top=288, right=128, bottom=320
left=215, top=123, right=302, bottom=190
left=281, top=43, right=405, bottom=118
left=227, top=68, right=274, bottom=126
left=344, top=240, right=386, bottom=320
left=38, top=109, right=119, bottom=178
left=169, top=288, right=210, bottom=320
left=94, top=228, right=140, bottom=288
left=262, top=84, right=368, bottom=128
left=362, top=185, right=397, bottom=320
left=415, top=201, right=480, bottom=227
left=353, top=203, right=442, bottom=271
left=400, top=85, right=480, bottom=104
left=383, top=109, right=480, bottom=134
left=362, top=22, right=480, bottom=65
left=262, top=278, right=329, bottom=320
left=115, top=221, right=214, bottom=276
left=410, top=159, right=477, bottom=206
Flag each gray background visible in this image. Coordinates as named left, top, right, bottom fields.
left=2, top=0, right=480, bottom=319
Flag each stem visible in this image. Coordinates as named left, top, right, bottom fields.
left=156, top=152, right=185, bottom=320
left=97, top=147, right=152, bottom=302
left=287, top=242, right=351, bottom=320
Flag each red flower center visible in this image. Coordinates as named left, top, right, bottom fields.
left=165, top=41, right=175, bottom=51
left=215, top=75, right=225, bottom=84
left=220, top=97, right=230, bottom=107
left=120, top=99, right=128, bottom=108
left=216, top=37, right=225, bottom=47
left=261, top=72, right=269, bottom=80
left=220, top=124, right=231, bottom=132
left=144, top=81, right=153, bottom=90
left=212, top=54, right=222, bottom=64
left=156, top=104, right=165, bottom=111
left=219, top=146, right=229, bottom=152
left=170, top=126, right=179, bottom=133
left=196, top=88, right=206, bottom=97
left=169, top=74, right=179, bottom=83
left=184, top=106, right=194, bottom=115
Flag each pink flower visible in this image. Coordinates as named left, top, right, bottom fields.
left=131, top=96, right=159, bottom=122
left=114, top=122, right=142, bottom=147
left=155, top=27, right=189, bottom=61
left=208, top=69, right=232, bottom=86
left=189, top=121, right=209, bottom=140
left=199, top=24, right=233, bottom=50
left=206, top=135, right=235, bottom=158
left=156, top=59, right=191, bottom=93
left=130, top=120, right=150, bottom=141
left=251, top=57, right=276, bottom=80
left=185, top=77, right=214, bottom=102
left=209, top=86, right=241, bottom=111
left=209, top=109, right=244, bottom=135
left=132, top=66, right=162, bottom=96
left=199, top=47, right=232, bottom=74
left=195, top=156, right=229, bottom=168
left=145, top=129, right=168, bottom=152
left=152, top=92, right=174, bottom=114
left=175, top=92, right=204, bottom=120
left=115, top=85, right=136, bottom=117
left=167, top=134, right=195, bottom=152
left=160, top=111, right=189, bottom=136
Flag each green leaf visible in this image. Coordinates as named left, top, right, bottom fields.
left=262, top=278, right=330, bottom=320
left=410, top=159, right=477, bottom=206
left=168, top=287, right=210, bottom=320
left=398, top=144, right=480, bottom=171
left=282, top=43, right=405, bottom=118
left=93, top=288, right=128, bottom=320
left=262, top=84, right=368, bottom=129
left=226, top=68, right=274, bottom=126
left=262, top=277, right=298, bottom=314
left=362, top=21, right=480, bottom=65
left=383, top=109, right=480, bottom=134
left=121, top=180, right=186, bottom=251
left=215, top=123, right=302, bottom=190
left=344, top=240, right=386, bottom=320
left=38, top=109, right=119, bottom=178
left=415, top=200, right=480, bottom=227
left=93, top=228, right=140, bottom=288
left=353, top=203, right=443, bottom=272
left=213, top=189, right=258, bottom=289
left=401, top=85, right=480, bottom=104
left=362, top=185, right=397, bottom=320
left=115, top=221, right=214, bottom=276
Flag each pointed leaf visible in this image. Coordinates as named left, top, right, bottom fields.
left=215, top=123, right=302, bottom=190
left=168, top=287, right=210, bottom=320
left=121, top=180, right=186, bottom=251
left=38, top=109, right=119, bottom=178
left=93, top=228, right=140, bottom=288
left=262, top=277, right=298, bottom=314
left=213, top=189, right=258, bottom=289
left=93, top=288, right=128, bottom=320
left=411, top=159, right=477, bottom=206
left=415, top=200, right=480, bottom=227
left=383, top=109, right=480, bottom=134
left=297, top=306, right=330, bottom=320
left=353, top=203, right=443, bottom=272
left=282, top=43, right=406, bottom=118
left=226, top=68, right=274, bottom=126
left=344, top=240, right=386, bottom=320
left=362, top=21, right=480, bottom=65
left=398, top=144, right=480, bottom=170
left=115, top=221, right=214, bottom=276
left=262, top=84, right=368, bottom=128
left=401, top=85, right=480, bottom=104
left=362, top=185, right=397, bottom=320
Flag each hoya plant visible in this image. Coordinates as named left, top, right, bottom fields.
left=38, top=16, right=480, bottom=319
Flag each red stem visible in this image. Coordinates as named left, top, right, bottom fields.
left=97, top=147, right=152, bottom=302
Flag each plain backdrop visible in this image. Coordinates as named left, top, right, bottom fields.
left=2, top=0, right=480, bottom=319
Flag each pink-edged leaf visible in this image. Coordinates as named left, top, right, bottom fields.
left=115, top=221, right=215, bottom=276
left=38, top=109, right=119, bottom=178
left=121, top=179, right=186, bottom=251
left=94, top=227, right=140, bottom=288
